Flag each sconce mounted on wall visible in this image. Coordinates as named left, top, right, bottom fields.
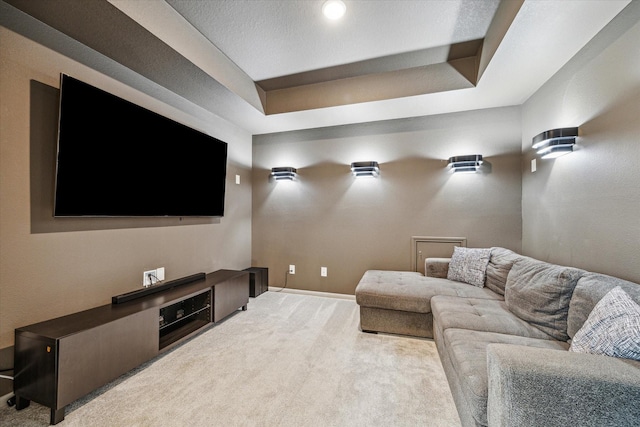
left=270, top=167, right=297, bottom=181
left=532, top=127, right=578, bottom=159
left=447, top=155, right=489, bottom=173
left=351, top=161, right=380, bottom=178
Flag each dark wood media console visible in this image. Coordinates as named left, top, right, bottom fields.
left=13, top=269, right=249, bottom=425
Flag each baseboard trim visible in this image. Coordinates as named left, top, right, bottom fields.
left=267, top=287, right=355, bottom=301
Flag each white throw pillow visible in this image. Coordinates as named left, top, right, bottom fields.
left=570, top=286, right=640, bottom=361
left=446, top=247, right=491, bottom=287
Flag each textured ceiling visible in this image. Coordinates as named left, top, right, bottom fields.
left=165, top=0, right=501, bottom=81
left=1, top=0, right=633, bottom=134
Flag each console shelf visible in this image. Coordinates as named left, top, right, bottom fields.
left=159, top=288, right=211, bottom=351
left=159, top=303, right=211, bottom=332
left=159, top=318, right=210, bottom=351
left=13, top=269, right=249, bottom=425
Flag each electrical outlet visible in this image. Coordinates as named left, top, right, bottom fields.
left=156, top=267, right=165, bottom=281
left=321, top=267, right=328, bottom=277
left=289, top=265, right=295, bottom=274
left=143, top=269, right=156, bottom=287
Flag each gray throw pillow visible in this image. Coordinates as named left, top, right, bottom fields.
left=570, top=286, right=640, bottom=361
left=567, top=273, right=640, bottom=338
left=485, top=247, right=521, bottom=296
left=505, top=259, right=584, bottom=341
left=446, top=247, right=491, bottom=287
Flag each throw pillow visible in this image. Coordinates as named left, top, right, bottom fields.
left=485, top=247, right=521, bottom=296
left=446, top=247, right=491, bottom=287
left=567, top=273, right=640, bottom=338
left=570, top=286, right=640, bottom=361
left=504, top=258, right=584, bottom=341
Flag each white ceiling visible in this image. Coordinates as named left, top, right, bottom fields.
left=125, top=0, right=632, bottom=134
left=165, top=0, right=501, bottom=81
left=2, top=0, right=632, bottom=135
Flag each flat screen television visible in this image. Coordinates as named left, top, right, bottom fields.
left=54, top=74, right=227, bottom=217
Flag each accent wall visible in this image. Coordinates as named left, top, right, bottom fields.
left=0, top=27, right=253, bottom=354
left=252, top=107, right=523, bottom=295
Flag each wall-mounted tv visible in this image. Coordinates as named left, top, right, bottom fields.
left=54, top=74, right=227, bottom=217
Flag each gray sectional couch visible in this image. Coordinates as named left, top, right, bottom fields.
left=354, top=247, right=640, bottom=426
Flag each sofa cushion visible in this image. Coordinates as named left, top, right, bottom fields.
left=443, top=328, right=569, bottom=426
left=431, top=296, right=553, bottom=340
left=567, top=272, right=640, bottom=338
left=355, top=270, right=501, bottom=314
left=425, top=257, right=450, bottom=278
left=485, top=247, right=522, bottom=296
left=570, top=286, right=640, bottom=361
left=505, top=259, right=584, bottom=341
left=447, top=247, right=491, bottom=287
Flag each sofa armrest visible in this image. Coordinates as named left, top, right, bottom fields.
left=487, top=344, right=640, bottom=427
left=425, top=258, right=450, bottom=278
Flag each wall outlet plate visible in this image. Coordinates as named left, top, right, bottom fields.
left=143, top=269, right=156, bottom=287
left=289, top=265, right=295, bottom=274
left=321, top=267, right=327, bottom=277
left=156, top=267, right=165, bottom=281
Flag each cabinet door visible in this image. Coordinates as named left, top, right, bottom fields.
left=14, top=334, right=57, bottom=407
left=213, top=274, right=249, bottom=323
left=57, top=308, right=158, bottom=409
left=411, top=237, right=466, bottom=272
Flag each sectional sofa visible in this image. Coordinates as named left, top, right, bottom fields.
left=355, top=247, right=640, bottom=426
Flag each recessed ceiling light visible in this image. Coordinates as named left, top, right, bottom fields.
left=322, top=0, right=346, bottom=20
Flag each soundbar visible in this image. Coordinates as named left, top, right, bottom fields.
left=112, top=272, right=206, bottom=304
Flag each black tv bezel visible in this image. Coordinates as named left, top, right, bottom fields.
left=53, top=74, right=228, bottom=218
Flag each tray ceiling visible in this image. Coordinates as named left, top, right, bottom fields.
left=2, top=0, right=632, bottom=134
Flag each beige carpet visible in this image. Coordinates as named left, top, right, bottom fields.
left=1, top=292, right=460, bottom=426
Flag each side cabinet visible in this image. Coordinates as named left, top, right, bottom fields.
left=244, top=267, right=269, bottom=297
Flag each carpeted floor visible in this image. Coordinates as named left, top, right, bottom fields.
left=0, top=291, right=461, bottom=426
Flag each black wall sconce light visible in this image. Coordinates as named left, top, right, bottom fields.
left=351, top=161, right=380, bottom=178
left=270, top=167, right=297, bottom=181
left=447, top=155, right=489, bottom=173
left=532, top=127, right=578, bottom=159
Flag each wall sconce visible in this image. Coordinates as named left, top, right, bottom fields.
left=447, top=155, right=487, bottom=173
left=270, top=167, right=297, bottom=181
left=351, top=161, right=380, bottom=177
left=532, top=127, right=578, bottom=159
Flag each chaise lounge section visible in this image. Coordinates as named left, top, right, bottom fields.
left=355, top=247, right=640, bottom=426
left=354, top=262, right=501, bottom=338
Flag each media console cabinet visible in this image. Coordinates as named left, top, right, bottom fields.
left=13, top=269, right=249, bottom=425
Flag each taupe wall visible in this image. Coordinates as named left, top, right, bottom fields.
left=0, top=28, right=252, bottom=349
left=521, top=1, right=640, bottom=283
left=252, top=107, right=523, bottom=295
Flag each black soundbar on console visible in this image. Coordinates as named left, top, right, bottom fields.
left=112, top=272, right=206, bottom=304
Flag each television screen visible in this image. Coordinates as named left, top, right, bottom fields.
left=54, top=74, right=227, bottom=217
